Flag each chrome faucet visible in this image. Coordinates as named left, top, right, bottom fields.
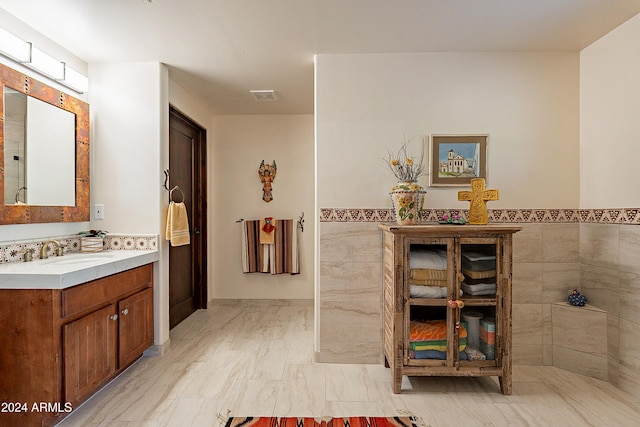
left=39, top=240, right=60, bottom=259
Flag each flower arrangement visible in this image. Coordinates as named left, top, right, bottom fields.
left=384, top=135, right=426, bottom=183
left=78, top=229, right=108, bottom=238
left=437, top=214, right=466, bottom=225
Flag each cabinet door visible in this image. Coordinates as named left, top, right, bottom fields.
left=404, top=237, right=454, bottom=366
left=118, top=288, right=154, bottom=368
left=63, top=304, right=118, bottom=405
left=459, top=238, right=500, bottom=363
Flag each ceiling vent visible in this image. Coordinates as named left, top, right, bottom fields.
left=250, top=90, right=277, bottom=101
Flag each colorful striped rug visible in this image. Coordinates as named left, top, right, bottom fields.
left=224, top=416, right=419, bottom=427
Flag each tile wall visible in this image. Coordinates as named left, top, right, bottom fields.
left=318, top=208, right=640, bottom=397
left=580, top=223, right=640, bottom=396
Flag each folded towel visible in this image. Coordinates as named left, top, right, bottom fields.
left=461, top=282, right=496, bottom=296
left=165, top=201, right=190, bottom=246
left=409, top=278, right=448, bottom=287
left=463, top=276, right=497, bottom=285
left=409, top=249, right=448, bottom=270
left=410, top=268, right=448, bottom=281
left=411, top=319, right=467, bottom=342
left=259, top=218, right=277, bottom=244
left=410, top=350, right=468, bottom=360
left=409, top=285, right=448, bottom=298
left=462, top=252, right=496, bottom=262
left=462, top=269, right=496, bottom=279
left=410, top=337, right=467, bottom=352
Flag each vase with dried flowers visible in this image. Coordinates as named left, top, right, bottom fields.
left=384, top=136, right=426, bottom=225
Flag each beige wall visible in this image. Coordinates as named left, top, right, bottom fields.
left=210, top=115, right=314, bottom=300
left=580, top=13, right=640, bottom=209
left=315, top=52, right=580, bottom=210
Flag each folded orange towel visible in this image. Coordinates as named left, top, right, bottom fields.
left=165, top=201, right=190, bottom=246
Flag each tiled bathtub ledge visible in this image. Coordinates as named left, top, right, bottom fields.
left=0, top=234, right=158, bottom=264
left=319, top=208, right=640, bottom=224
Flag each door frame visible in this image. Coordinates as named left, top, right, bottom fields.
left=169, top=105, right=208, bottom=317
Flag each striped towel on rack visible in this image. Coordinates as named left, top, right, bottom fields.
left=241, top=219, right=299, bottom=274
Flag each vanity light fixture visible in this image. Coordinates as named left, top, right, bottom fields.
left=29, top=46, right=65, bottom=80
left=0, top=26, right=89, bottom=94
left=62, top=67, right=89, bottom=93
left=0, top=27, right=31, bottom=62
left=250, top=89, right=278, bottom=101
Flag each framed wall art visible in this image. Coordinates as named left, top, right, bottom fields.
left=429, top=134, right=488, bottom=187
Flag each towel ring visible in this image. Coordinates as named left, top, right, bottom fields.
left=169, top=185, right=185, bottom=203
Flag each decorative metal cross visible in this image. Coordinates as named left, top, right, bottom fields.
left=458, top=178, right=499, bottom=224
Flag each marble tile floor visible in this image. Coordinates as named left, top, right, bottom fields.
left=57, top=300, right=640, bottom=427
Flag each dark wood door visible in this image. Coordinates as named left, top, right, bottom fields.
left=169, top=106, right=207, bottom=329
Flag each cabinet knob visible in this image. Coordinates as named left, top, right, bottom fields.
left=121, top=308, right=129, bottom=316
left=448, top=299, right=465, bottom=309
left=110, top=314, right=119, bottom=321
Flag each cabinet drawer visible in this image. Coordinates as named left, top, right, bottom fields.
left=62, top=264, right=153, bottom=318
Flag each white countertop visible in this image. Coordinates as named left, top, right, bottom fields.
left=0, top=250, right=159, bottom=290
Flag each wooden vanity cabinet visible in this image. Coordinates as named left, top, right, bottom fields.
left=379, top=224, right=521, bottom=394
left=0, top=263, right=154, bottom=427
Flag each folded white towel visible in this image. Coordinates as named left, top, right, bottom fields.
left=409, top=249, right=448, bottom=270
left=461, top=282, right=496, bottom=295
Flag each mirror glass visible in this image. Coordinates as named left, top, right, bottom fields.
left=0, top=61, right=90, bottom=224
left=4, top=88, right=76, bottom=206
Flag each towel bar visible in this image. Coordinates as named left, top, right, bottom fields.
left=235, top=212, right=305, bottom=232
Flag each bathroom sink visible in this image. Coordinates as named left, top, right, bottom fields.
left=0, top=249, right=158, bottom=290
left=41, top=253, right=115, bottom=265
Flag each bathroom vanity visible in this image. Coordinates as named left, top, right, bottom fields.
left=0, top=250, right=158, bottom=427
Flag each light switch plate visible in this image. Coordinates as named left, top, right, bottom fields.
left=94, top=204, right=104, bottom=220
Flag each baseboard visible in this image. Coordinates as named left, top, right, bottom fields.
left=143, top=339, right=171, bottom=357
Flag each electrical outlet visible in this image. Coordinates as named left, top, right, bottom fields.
left=94, top=204, right=104, bottom=220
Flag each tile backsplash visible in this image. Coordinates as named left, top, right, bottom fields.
left=0, top=234, right=158, bottom=264
left=320, top=208, right=640, bottom=224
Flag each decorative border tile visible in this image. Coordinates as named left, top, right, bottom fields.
left=319, top=208, right=640, bottom=225
left=104, top=234, right=158, bottom=251
left=0, top=234, right=158, bottom=264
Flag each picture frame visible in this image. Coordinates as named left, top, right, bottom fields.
left=428, top=134, right=488, bottom=187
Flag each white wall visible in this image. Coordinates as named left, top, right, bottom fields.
left=89, top=62, right=165, bottom=233
left=89, top=61, right=169, bottom=347
left=580, top=14, right=640, bottom=209
left=316, top=52, right=580, bottom=210
left=211, top=115, right=314, bottom=299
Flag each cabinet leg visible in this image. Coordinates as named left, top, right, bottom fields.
left=499, top=375, right=512, bottom=395
left=393, top=375, right=402, bottom=394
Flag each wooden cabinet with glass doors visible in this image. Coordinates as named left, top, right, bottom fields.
left=380, top=224, right=521, bottom=394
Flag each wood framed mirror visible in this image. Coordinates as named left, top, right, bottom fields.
left=0, top=62, right=89, bottom=224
